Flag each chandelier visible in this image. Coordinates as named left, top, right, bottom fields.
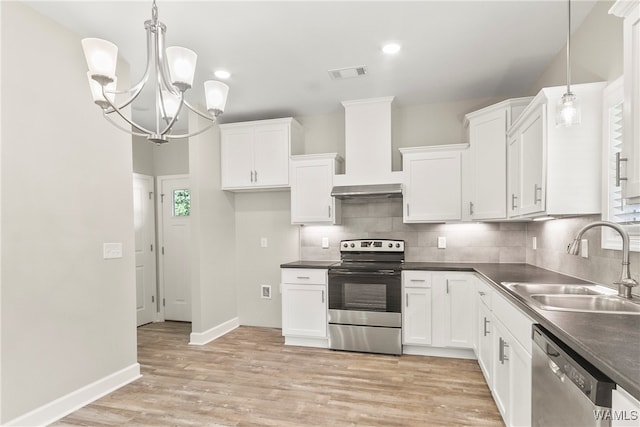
left=81, top=0, right=229, bottom=144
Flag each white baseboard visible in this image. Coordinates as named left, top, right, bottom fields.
left=403, top=345, right=476, bottom=359
left=4, top=363, right=141, bottom=427
left=189, top=317, right=239, bottom=345
left=284, top=336, right=329, bottom=348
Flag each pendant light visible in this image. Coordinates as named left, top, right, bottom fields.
left=556, top=0, right=581, bottom=127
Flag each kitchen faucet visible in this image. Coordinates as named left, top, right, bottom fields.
left=567, top=221, right=638, bottom=299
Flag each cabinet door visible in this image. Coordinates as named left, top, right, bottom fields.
left=290, top=160, right=334, bottom=224
left=470, top=109, right=508, bottom=220
left=492, top=320, right=511, bottom=422
left=253, top=124, right=290, bottom=187
left=507, top=135, right=521, bottom=217
left=477, top=301, right=493, bottom=385
left=508, top=336, right=532, bottom=427
left=443, top=274, right=475, bottom=348
left=402, top=286, right=432, bottom=345
left=621, top=3, right=640, bottom=201
left=281, top=284, right=327, bottom=338
left=221, top=129, right=254, bottom=189
left=404, top=151, right=462, bottom=222
left=612, top=387, right=640, bottom=427
left=519, top=107, right=546, bottom=215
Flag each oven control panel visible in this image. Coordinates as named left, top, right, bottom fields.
left=340, top=239, right=405, bottom=252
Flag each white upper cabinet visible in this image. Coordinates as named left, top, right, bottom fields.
left=506, top=82, right=606, bottom=219
left=464, top=98, right=532, bottom=220
left=220, top=118, right=303, bottom=191
left=611, top=0, right=640, bottom=203
left=290, top=153, right=343, bottom=225
left=401, top=144, right=469, bottom=223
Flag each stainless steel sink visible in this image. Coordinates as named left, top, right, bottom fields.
left=530, top=294, right=640, bottom=314
left=504, top=283, right=603, bottom=296
left=502, top=282, right=640, bottom=315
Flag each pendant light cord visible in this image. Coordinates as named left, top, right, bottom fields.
left=566, top=0, right=572, bottom=94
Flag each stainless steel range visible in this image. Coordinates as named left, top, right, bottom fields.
left=328, top=239, right=404, bottom=355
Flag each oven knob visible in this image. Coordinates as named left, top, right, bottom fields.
left=396, top=243, right=401, bottom=248
left=343, top=243, right=348, bottom=248
left=350, top=243, right=355, bottom=248
left=388, top=243, right=393, bottom=248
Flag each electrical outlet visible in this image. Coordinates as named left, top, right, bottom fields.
left=581, top=239, right=589, bottom=258
left=103, top=242, right=122, bottom=259
left=321, top=237, right=330, bottom=249
left=437, top=236, right=446, bottom=249
left=260, top=237, right=268, bottom=248
left=261, top=284, right=272, bottom=299
left=532, top=237, right=537, bottom=250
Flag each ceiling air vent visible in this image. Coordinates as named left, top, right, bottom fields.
left=328, top=66, right=368, bottom=80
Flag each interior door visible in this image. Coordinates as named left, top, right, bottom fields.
left=158, top=175, right=191, bottom=322
left=133, top=173, right=157, bottom=326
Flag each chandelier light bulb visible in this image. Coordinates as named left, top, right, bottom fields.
left=204, top=80, right=229, bottom=115
left=161, top=90, right=181, bottom=120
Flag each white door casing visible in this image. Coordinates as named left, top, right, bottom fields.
left=133, top=174, right=157, bottom=326
left=157, top=175, right=191, bottom=322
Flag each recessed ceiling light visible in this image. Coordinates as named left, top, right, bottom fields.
left=382, top=43, right=401, bottom=55
left=214, top=69, right=231, bottom=79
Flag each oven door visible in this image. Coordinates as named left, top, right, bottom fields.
left=328, top=269, right=401, bottom=327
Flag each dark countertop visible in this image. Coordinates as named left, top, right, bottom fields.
left=281, top=260, right=640, bottom=400
left=280, top=260, right=338, bottom=269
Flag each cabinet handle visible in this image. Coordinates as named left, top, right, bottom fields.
left=511, top=194, right=518, bottom=210
left=499, top=337, right=509, bottom=364
left=254, top=170, right=258, bottom=183
left=616, top=152, right=628, bottom=187
left=406, top=203, right=410, bottom=217
left=534, top=184, right=542, bottom=204
left=250, top=171, right=253, bottom=182
left=406, top=293, right=409, bottom=307
left=296, top=276, right=310, bottom=279
left=328, top=205, right=331, bottom=218
left=483, top=317, right=490, bottom=336
left=479, top=291, right=486, bottom=296
left=321, top=290, right=325, bottom=303
left=410, top=279, right=426, bottom=282
left=446, top=279, right=449, bottom=294
left=470, top=201, right=474, bottom=215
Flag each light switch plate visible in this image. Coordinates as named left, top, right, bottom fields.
left=581, top=239, right=589, bottom=258
left=437, top=236, right=446, bottom=249
left=260, top=237, right=268, bottom=248
left=532, top=237, right=537, bottom=250
left=103, top=243, right=122, bottom=259
left=321, top=237, right=330, bottom=249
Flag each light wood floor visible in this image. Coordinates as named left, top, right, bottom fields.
left=54, top=322, right=503, bottom=426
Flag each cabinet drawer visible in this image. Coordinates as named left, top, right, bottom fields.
left=492, top=291, right=534, bottom=355
left=281, top=268, right=327, bottom=285
left=402, top=270, right=432, bottom=287
left=476, top=277, right=493, bottom=309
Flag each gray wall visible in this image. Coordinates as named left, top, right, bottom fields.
left=1, top=3, right=137, bottom=422
left=188, top=113, right=237, bottom=335
left=132, top=135, right=189, bottom=176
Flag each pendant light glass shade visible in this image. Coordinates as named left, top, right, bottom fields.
left=166, top=46, right=197, bottom=91
left=204, top=80, right=230, bottom=115
left=556, top=92, right=581, bottom=127
left=81, top=38, right=118, bottom=82
left=161, top=90, right=181, bottom=120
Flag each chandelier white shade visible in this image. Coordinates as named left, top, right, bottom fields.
left=81, top=0, right=229, bottom=144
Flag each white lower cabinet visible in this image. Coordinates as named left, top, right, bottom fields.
left=402, top=271, right=475, bottom=357
left=281, top=268, right=327, bottom=348
left=612, top=387, right=640, bottom=427
left=402, top=271, right=433, bottom=346
left=475, top=276, right=534, bottom=427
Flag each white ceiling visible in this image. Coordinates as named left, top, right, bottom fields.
left=26, top=0, right=597, bottom=129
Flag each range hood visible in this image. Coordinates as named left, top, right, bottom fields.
left=331, top=96, right=403, bottom=199
left=331, top=183, right=403, bottom=200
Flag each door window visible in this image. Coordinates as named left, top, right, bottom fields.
left=172, top=189, right=190, bottom=217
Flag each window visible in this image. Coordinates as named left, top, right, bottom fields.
left=173, top=189, right=190, bottom=217
left=602, top=77, right=640, bottom=251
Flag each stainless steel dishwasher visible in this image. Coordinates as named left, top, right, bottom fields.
left=532, top=325, right=615, bottom=427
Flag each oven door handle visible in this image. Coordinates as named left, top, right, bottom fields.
left=329, top=269, right=398, bottom=276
